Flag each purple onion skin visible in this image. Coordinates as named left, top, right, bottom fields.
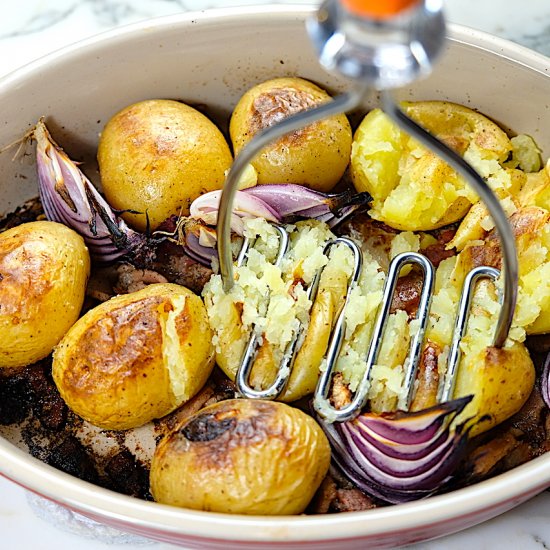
left=542, top=353, right=550, bottom=409
left=34, top=120, right=156, bottom=266
left=245, top=184, right=371, bottom=221
left=184, top=231, right=217, bottom=265
left=189, top=184, right=372, bottom=235
left=320, top=396, right=473, bottom=504
left=180, top=184, right=372, bottom=267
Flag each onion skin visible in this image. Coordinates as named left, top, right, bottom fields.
left=189, top=184, right=370, bottom=234
left=34, top=119, right=154, bottom=265
left=320, top=396, right=473, bottom=504
left=542, top=353, right=550, bottom=409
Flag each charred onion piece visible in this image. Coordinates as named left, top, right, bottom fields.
left=189, top=184, right=371, bottom=235
left=34, top=120, right=154, bottom=264
left=320, top=396, right=473, bottom=504
left=246, top=185, right=371, bottom=226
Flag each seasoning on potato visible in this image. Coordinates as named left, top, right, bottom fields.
left=52, top=283, right=215, bottom=430
left=230, top=77, right=352, bottom=192
left=97, top=99, right=233, bottom=231
left=0, top=221, right=90, bottom=368
left=150, top=398, right=331, bottom=514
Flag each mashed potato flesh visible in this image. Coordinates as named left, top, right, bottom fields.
left=350, top=105, right=515, bottom=231
left=203, top=218, right=432, bottom=413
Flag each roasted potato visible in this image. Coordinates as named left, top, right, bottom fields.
left=97, top=99, right=233, bottom=231
left=52, top=283, right=215, bottom=430
left=351, top=101, right=514, bottom=230
left=516, top=159, right=550, bottom=211
left=230, top=77, right=352, bottom=192
left=0, top=221, right=90, bottom=368
left=453, top=206, right=550, bottom=335
left=212, top=260, right=346, bottom=403
left=453, top=343, right=535, bottom=437
left=150, top=399, right=331, bottom=514
left=426, top=249, right=536, bottom=436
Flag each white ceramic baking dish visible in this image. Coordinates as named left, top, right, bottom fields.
left=0, top=5, right=549, bottom=549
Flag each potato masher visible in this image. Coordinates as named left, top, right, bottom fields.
left=216, top=0, right=519, bottom=421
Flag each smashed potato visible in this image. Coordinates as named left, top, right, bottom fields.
left=230, top=77, right=352, bottom=192
left=425, top=248, right=535, bottom=436
left=52, top=283, right=214, bottom=430
left=150, top=399, right=331, bottom=514
left=204, top=220, right=344, bottom=402
left=0, top=221, right=90, bottom=368
left=351, top=101, right=514, bottom=230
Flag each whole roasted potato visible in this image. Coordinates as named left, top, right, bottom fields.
left=150, top=399, right=331, bottom=514
left=351, top=101, right=514, bottom=230
left=97, top=99, right=233, bottom=231
left=52, top=283, right=214, bottom=430
left=0, top=221, right=90, bottom=368
left=230, top=77, right=352, bottom=192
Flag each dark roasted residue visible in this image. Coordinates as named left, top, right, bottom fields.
left=0, top=368, right=32, bottom=425
left=105, top=450, right=153, bottom=500
left=45, top=436, right=101, bottom=484
left=0, top=197, right=44, bottom=232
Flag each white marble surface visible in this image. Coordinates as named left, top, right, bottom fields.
left=1, top=1, right=550, bottom=549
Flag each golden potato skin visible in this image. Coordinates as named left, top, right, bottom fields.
left=456, top=206, right=550, bottom=335
left=0, top=221, right=90, bottom=368
left=454, top=343, right=535, bottom=438
left=150, top=399, right=331, bottom=514
left=98, top=99, right=233, bottom=231
left=52, top=283, right=214, bottom=430
left=230, top=77, right=352, bottom=192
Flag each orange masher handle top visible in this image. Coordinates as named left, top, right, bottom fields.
left=341, top=0, right=421, bottom=19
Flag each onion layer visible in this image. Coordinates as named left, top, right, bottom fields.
left=542, top=353, right=550, bottom=409
left=34, top=120, right=153, bottom=265
left=189, top=184, right=371, bottom=235
left=320, top=396, right=473, bottom=504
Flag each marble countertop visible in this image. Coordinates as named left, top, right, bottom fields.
left=1, top=1, right=549, bottom=549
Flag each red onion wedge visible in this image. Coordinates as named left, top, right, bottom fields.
left=189, top=184, right=371, bottom=235
left=542, top=352, right=550, bottom=409
left=320, top=396, right=473, bottom=504
left=33, top=120, right=154, bottom=265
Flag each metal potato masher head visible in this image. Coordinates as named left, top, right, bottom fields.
left=216, top=0, right=519, bottom=421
